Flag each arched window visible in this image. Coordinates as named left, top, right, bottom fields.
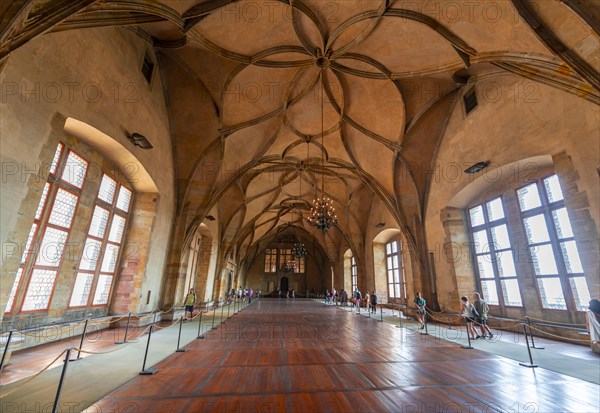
left=4, top=142, right=134, bottom=314
left=468, top=197, right=522, bottom=307
left=385, top=240, right=406, bottom=300
left=69, top=174, right=132, bottom=307
left=351, top=256, right=358, bottom=292
left=517, top=174, right=589, bottom=311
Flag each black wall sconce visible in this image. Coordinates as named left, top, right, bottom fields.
left=464, top=161, right=489, bottom=174
left=128, top=132, right=153, bottom=149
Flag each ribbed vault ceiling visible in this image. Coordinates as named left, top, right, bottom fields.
left=1, top=0, right=599, bottom=266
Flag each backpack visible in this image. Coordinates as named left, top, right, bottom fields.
left=470, top=303, right=480, bottom=318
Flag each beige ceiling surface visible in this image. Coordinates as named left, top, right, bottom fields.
left=1, top=0, right=598, bottom=264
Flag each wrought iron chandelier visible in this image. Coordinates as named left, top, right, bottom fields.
left=292, top=241, right=307, bottom=259
left=307, top=66, right=338, bottom=233
left=281, top=260, right=296, bottom=272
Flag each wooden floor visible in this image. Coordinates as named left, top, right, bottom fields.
left=86, top=300, right=599, bottom=413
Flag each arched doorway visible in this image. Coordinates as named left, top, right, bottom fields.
left=280, top=277, right=289, bottom=292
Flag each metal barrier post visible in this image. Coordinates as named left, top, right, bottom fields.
left=526, top=317, right=545, bottom=349
left=227, top=302, right=231, bottom=319
left=395, top=313, right=402, bottom=329
left=211, top=305, right=217, bottom=330
left=140, top=325, right=158, bottom=375
left=461, top=318, right=473, bottom=349
left=115, top=312, right=132, bottom=344
left=379, top=306, right=383, bottom=322
left=176, top=317, right=187, bottom=352
left=220, top=304, right=224, bottom=324
left=0, top=330, right=14, bottom=372
left=519, top=324, right=538, bottom=368
left=71, top=319, right=88, bottom=361
left=52, top=348, right=72, bottom=413
left=197, top=311, right=205, bottom=339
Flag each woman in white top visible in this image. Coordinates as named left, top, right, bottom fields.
left=459, top=296, right=480, bottom=340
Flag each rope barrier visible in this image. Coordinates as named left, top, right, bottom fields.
left=423, top=308, right=592, bottom=343
left=0, top=349, right=67, bottom=398
left=522, top=315, right=587, bottom=328
left=527, top=324, right=598, bottom=344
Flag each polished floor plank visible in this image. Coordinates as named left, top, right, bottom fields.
left=86, top=300, right=599, bottom=412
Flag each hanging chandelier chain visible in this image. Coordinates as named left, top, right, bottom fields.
left=307, top=67, right=338, bottom=233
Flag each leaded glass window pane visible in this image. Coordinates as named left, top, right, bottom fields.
left=49, top=143, right=63, bottom=175
left=92, top=274, right=113, bottom=305
left=477, top=255, right=495, bottom=278
left=61, top=151, right=88, bottom=188
left=570, top=277, right=591, bottom=311
left=469, top=205, right=485, bottom=226
left=496, top=250, right=516, bottom=277
left=47, top=188, right=78, bottom=228
left=100, top=244, right=119, bottom=273
left=517, top=183, right=542, bottom=211
left=501, top=279, right=523, bottom=306
left=490, top=225, right=510, bottom=250
left=4, top=268, right=23, bottom=313
left=116, top=186, right=132, bottom=212
left=69, top=273, right=94, bottom=307
left=21, top=224, right=37, bottom=264
left=552, top=208, right=573, bottom=239
left=537, top=277, right=566, bottom=310
left=472, top=230, right=489, bottom=254
left=98, top=175, right=117, bottom=204
left=523, top=214, right=550, bottom=244
left=21, top=269, right=58, bottom=311
left=544, top=174, right=564, bottom=203
left=530, top=245, right=558, bottom=275
left=35, top=183, right=50, bottom=220
left=79, top=238, right=102, bottom=271
left=89, top=206, right=110, bottom=239
left=108, top=215, right=126, bottom=244
left=35, top=228, right=68, bottom=267
left=560, top=241, right=583, bottom=274
left=486, top=198, right=505, bottom=222
left=481, top=280, right=499, bottom=305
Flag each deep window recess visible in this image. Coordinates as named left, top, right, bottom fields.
left=517, top=174, right=590, bottom=311
left=468, top=197, right=523, bottom=308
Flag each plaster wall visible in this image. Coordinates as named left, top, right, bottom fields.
left=0, top=28, right=175, bottom=320
left=425, top=74, right=600, bottom=314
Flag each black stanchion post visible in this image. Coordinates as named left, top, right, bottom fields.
left=115, top=312, right=132, bottom=344
left=176, top=317, right=187, bottom=352
left=379, top=306, right=383, bottom=322
left=1, top=330, right=14, bottom=372
left=72, top=319, right=88, bottom=361
left=526, top=317, right=545, bottom=349
left=395, top=312, right=402, bottom=329
left=140, top=325, right=158, bottom=375
left=227, top=302, right=231, bottom=319
left=519, top=324, right=538, bottom=368
left=52, top=348, right=72, bottom=413
left=220, top=303, right=224, bottom=324
left=197, top=311, right=205, bottom=339
left=211, top=304, right=217, bottom=330
left=461, top=318, right=473, bottom=349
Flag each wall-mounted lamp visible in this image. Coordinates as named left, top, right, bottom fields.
left=128, top=132, right=153, bottom=149
left=464, top=161, right=489, bottom=174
